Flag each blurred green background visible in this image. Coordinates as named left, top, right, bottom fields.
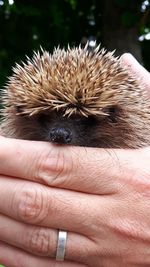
left=0, top=0, right=150, bottom=90
left=0, top=0, right=149, bottom=265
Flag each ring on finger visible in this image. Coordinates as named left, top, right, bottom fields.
left=56, top=230, right=68, bottom=261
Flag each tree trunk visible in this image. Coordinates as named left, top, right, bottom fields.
left=102, top=0, right=143, bottom=63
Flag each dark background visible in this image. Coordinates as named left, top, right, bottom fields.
left=0, top=0, right=150, bottom=89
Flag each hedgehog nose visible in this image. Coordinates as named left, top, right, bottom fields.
left=50, top=127, right=72, bottom=144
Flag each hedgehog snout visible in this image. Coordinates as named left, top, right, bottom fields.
left=49, top=127, right=72, bottom=145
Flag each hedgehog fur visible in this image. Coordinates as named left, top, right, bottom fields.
left=1, top=45, right=150, bottom=148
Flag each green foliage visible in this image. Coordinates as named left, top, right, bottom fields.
left=0, top=0, right=149, bottom=90
left=114, top=0, right=142, bottom=8
left=0, top=1, right=98, bottom=80
left=121, top=11, right=138, bottom=27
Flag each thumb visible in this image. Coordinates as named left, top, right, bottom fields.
left=120, top=53, right=150, bottom=95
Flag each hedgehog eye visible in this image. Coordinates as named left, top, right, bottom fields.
left=87, top=115, right=98, bottom=125
left=107, top=106, right=118, bottom=123
left=37, top=113, right=49, bottom=124
left=15, top=105, right=23, bottom=114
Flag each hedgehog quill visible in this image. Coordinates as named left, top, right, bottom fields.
left=1, top=45, right=150, bottom=148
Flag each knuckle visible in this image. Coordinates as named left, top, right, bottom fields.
left=17, top=184, right=49, bottom=224
left=36, top=147, right=73, bottom=186
left=23, top=226, right=56, bottom=256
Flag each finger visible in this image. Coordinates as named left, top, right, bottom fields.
left=0, top=136, right=118, bottom=194
left=120, top=53, right=150, bottom=94
left=0, top=213, right=91, bottom=263
left=0, top=136, right=147, bottom=195
left=29, top=144, right=149, bottom=195
left=0, top=136, right=141, bottom=194
left=2, top=168, right=150, bottom=235
left=0, top=136, right=50, bottom=180
left=0, top=176, right=103, bottom=234
left=1, top=167, right=150, bottom=236
left=0, top=241, right=86, bottom=267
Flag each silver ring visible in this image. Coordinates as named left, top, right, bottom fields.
left=56, top=230, right=67, bottom=261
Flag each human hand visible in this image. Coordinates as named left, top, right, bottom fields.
left=120, top=53, right=150, bottom=94
left=0, top=54, right=150, bottom=267
left=0, top=136, right=150, bottom=266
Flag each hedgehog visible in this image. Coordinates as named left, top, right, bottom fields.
left=1, top=45, right=150, bottom=148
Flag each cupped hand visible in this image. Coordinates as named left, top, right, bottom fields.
left=120, top=53, right=150, bottom=94
left=0, top=54, right=150, bottom=267
left=0, top=136, right=150, bottom=267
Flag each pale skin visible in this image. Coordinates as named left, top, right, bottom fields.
left=0, top=54, right=150, bottom=267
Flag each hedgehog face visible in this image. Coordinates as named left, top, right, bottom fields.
left=8, top=106, right=124, bottom=148
left=37, top=107, right=120, bottom=147
left=2, top=46, right=149, bottom=148
left=33, top=111, right=99, bottom=146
